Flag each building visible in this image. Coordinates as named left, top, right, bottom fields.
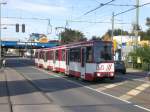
left=29, top=33, right=49, bottom=43
left=139, top=40, right=150, bottom=46
left=113, top=35, right=141, bottom=61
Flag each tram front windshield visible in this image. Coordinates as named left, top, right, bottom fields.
left=94, top=43, right=113, bottom=62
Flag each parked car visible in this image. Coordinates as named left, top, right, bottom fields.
left=115, top=61, right=126, bottom=74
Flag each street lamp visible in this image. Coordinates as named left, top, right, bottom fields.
left=0, top=2, right=7, bottom=68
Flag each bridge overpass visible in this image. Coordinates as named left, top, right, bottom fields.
left=1, top=41, right=58, bottom=49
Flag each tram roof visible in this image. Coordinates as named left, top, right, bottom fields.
left=41, top=40, right=112, bottom=50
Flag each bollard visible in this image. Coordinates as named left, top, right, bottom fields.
left=148, top=72, right=150, bottom=81
left=0, top=59, right=2, bottom=69
left=148, top=64, right=150, bottom=81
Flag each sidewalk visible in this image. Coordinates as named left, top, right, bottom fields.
left=126, top=68, right=148, bottom=77
left=126, top=68, right=144, bottom=73
left=126, top=68, right=150, bottom=81
left=0, top=68, right=64, bottom=112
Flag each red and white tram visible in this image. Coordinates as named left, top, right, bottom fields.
left=35, top=40, right=115, bottom=81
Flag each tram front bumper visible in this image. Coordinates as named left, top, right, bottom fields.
left=95, top=72, right=114, bottom=78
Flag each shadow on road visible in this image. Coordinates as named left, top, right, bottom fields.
left=0, top=57, right=148, bottom=98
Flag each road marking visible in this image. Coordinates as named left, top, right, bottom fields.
left=127, top=89, right=141, bottom=96
left=141, top=83, right=150, bottom=88
left=119, top=83, right=150, bottom=100
left=105, top=84, right=118, bottom=88
left=136, top=86, right=146, bottom=91
left=119, top=95, right=132, bottom=100
left=134, top=105, right=150, bottom=112
left=116, top=75, right=150, bottom=84
left=97, top=82, right=126, bottom=91
left=30, top=66, right=150, bottom=112
left=32, top=66, right=131, bottom=104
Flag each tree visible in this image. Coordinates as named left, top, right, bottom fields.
left=102, top=33, right=111, bottom=41
left=90, top=35, right=101, bottom=40
left=60, top=28, right=86, bottom=44
left=146, top=17, right=150, bottom=28
left=101, top=29, right=129, bottom=41
left=101, top=30, right=111, bottom=41
left=132, top=23, right=141, bottom=31
left=113, top=29, right=129, bottom=36
left=139, top=31, right=150, bottom=40
left=128, top=45, right=150, bottom=70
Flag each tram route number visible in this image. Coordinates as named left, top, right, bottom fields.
left=96, top=63, right=114, bottom=72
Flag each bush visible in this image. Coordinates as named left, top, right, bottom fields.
left=128, top=45, right=150, bottom=70
left=142, top=63, right=150, bottom=71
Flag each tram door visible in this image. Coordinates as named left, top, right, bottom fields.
left=65, top=49, right=70, bottom=75
left=53, top=50, right=56, bottom=71
left=81, top=47, right=86, bottom=79
left=38, top=51, right=40, bottom=64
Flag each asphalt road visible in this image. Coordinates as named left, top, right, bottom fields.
left=0, top=57, right=149, bottom=112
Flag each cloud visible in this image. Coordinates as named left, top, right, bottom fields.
left=8, top=0, right=68, bottom=15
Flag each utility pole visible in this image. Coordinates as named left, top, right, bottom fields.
left=55, top=27, right=65, bottom=45
left=0, top=4, right=1, bottom=65
left=135, top=0, right=139, bottom=48
left=111, top=12, right=115, bottom=41
left=65, top=20, right=69, bottom=29
left=112, top=12, right=117, bottom=60
left=47, top=19, right=52, bottom=35
left=0, top=2, right=7, bottom=68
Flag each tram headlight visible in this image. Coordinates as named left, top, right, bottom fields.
left=97, top=73, right=101, bottom=77
left=110, top=73, right=114, bottom=76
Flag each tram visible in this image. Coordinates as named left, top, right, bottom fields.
left=35, top=40, right=115, bottom=81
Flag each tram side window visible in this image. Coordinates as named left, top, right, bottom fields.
left=42, top=52, right=45, bottom=59
left=49, top=51, right=53, bottom=60
left=45, top=52, right=49, bottom=61
left=86, top=47, right=93, bottom=63
left=62, top=49, right=65, bottom=61
left=70, top=48, right=80, bottom=62
left=55, top=50, right=59, bottom=60
left=35, top=52, right=38, bottom=58
left=40, top=52, right=42, bottom=59
left=44, top=52, right=47, bottom=61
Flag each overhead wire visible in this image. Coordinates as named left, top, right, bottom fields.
left=92, top=0, right=135, bottom=7
left=68, top=20, right=131, bottom=24
left=101, top=3, right=135, bottom=7
left=67, top=1, right=150, bottom=37
left=83, top=0, right=115, bottom=16
left=74, top=0, right=116, bottom=20
left=2, top=16, right=49, bottom=21
left=115, top=2, right=150, bottom=16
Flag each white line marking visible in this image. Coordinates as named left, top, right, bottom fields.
left=127, top=89, right=141, bottom=96
left=119, top=83, right=150, bottom=100
left=33, top=67, right=131, bottom=104
left=134, top=105, right=150, bottom=112
left=141, top=83, right=150, bottom=88
left=22, top=63, right=150, bottom=112
left=119, top=95, right=132, bottom=100
left=96, top=81, right=127, bottom=92
left=116, top=75, right=150, bottom=84
left=136, top=86, right=146, bottom=91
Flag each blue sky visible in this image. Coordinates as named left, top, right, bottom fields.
left=1, top=0, right=150, bottom=41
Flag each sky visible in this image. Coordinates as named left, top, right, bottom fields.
left=1, top=0, right=150, bottom=41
